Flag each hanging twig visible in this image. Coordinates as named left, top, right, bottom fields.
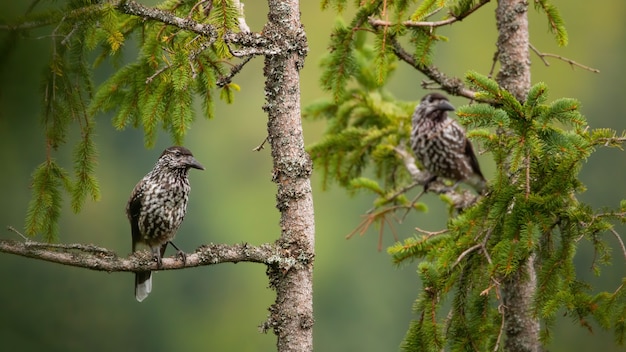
left=609, top=228, right=626, bottom=261
left=217, top=56, right=253, bottom=87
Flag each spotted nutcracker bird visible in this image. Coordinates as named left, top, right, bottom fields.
left=410, top=93, right=486, bottom=193
left=126, top=146, right=204, bottom=302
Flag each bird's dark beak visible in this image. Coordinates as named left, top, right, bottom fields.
left=437, top=100, right=455, bottom=112
left=187, top=157, right=205, bottom=170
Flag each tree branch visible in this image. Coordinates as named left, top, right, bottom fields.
left=368, top=0, right=491, bottom=28
left=117, top=0, right=217, bottom=38
left=118, top=1, right=285, bottom=56
left=529, top=43, right=599, bottom=73
left=217, top=56, right=253, bottom=87
left=388, top=38, right=478, bottom=100
left=0, top=239, right=285, bottom=272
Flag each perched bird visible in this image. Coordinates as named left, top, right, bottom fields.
left=126, top=146, right=204, bottom=302
left=410, top=93, right=486, bottom=193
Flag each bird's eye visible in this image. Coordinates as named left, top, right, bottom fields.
left=174, top=151, right=181, bottom=156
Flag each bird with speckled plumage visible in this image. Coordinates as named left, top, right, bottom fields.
left=126, top=146, right=204, bottom=302
left=410, top=93, right=486, bottom=193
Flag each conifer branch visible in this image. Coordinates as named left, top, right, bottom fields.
left=117, top=0, right=217, bottom=39
left=0, top=238, right=287, bottom=272
left=529, top=43, right=600, bottom=73
left=369, top=0, right=491, bottom=28
left=388, top=38, right=478, bottom=100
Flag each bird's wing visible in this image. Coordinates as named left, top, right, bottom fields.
left=464, top=138, right=484, bottom=179
left=127, top=181, right=145, bottom=252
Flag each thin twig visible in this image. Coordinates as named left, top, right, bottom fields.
left=452, top=244, right=482, bottom=268
left=529, top=43, right=600, bottom=73
left=609, top=228, right=626, bottom=261
left=217, top=56, right=253, bottom=87
left=493, top=303, right=506, bottom=351
left=488, top=49, right=499, bottom=79
left=480, top=228, right=494, bottom=265
left=398, top=189, right=426, bottom=222
left=414, top=227, right=449, bottom=238
left=253, top=136, right=269, bottom=151
left=7, top=226, right=29, bottom=241
left=146, top=63, right=172, bottom=84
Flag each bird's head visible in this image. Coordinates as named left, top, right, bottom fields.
left=158, top=146, right=205, bottom=171
left=414, top=92, right=455, bottom=123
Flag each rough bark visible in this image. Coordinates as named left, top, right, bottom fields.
left=261, top=1, right=314, bottom=351
left=496, top=0, right=531, bottom=102
left=495, top=1, right=540, bottom=351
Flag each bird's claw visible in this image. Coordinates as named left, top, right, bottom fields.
left=153, top=254, right=163, bottom=269
left=176, top=250, right=187, bottom=265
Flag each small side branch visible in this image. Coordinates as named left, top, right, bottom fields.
left=217, top=56, right=253, bottom=87
left=609, top=228, right=626, bottom=262
left=0, top=239, right=282, bottom=272
left=530, top=43, right=600, bottom=73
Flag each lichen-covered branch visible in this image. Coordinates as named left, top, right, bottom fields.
left=117, top=0, right=217, bottom=38
left=0, top=239, right=286, bottom=271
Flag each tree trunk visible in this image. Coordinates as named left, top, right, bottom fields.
left=495, top=1, right=540, bottom=351
left=263, top=1, right=314, bottom=351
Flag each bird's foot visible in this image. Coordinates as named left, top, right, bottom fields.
left=168, top=241, right=187, bottom=265
left=153, top=253, right=163, bottom=268
left=151, top=247, right=163, bottom=269
left=176, top=250, right=187, bottom=265
left=423, top=175, right=438, bottom=193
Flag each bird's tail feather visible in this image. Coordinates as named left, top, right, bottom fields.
left=135, top=272, right=152, bottom=302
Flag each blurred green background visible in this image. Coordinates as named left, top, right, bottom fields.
left=1, top=1, right=625, bottom=351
